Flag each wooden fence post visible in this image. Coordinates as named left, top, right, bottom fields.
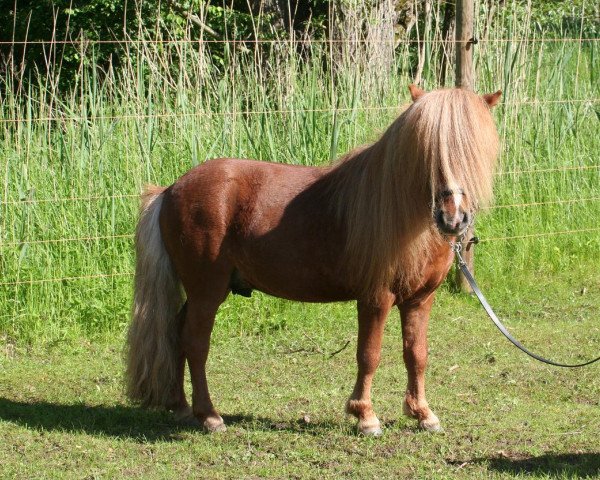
left=454, top=0, right=475, bottom=293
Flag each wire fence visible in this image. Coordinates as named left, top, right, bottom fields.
left=2, top=37, right=599, bottom=46
left=0, top=272, right=132, bottom=287
left=0, top=163, right=598, bottom=230
left=2, top=99, right=600, bottom=125
left=2, top=224, right=600, bottom=287
left=2, top=189, right=600, bottom=229
left=2, top=211, right=600, bottom=249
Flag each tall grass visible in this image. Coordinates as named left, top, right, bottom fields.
left=0, top=2, right=598, bottom=342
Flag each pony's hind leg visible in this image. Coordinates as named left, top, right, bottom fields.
left=166, top=302, right=195, bottom=424
left=345, top=293, right=395, bottom=436
left=180, top=272, right=231, bottom=433
left=399, top=295, right=441, bottom=432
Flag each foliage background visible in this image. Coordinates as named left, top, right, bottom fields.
left=2, top=1, right=598, bottom=82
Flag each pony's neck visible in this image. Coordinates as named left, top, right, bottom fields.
left=324, top=134, right=436, bottom=298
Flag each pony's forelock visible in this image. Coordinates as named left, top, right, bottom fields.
left=409, top=89, right=499, bottom=210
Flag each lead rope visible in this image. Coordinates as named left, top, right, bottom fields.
left=451, top=240, right=600, bottom=368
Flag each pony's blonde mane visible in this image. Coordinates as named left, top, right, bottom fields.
left=328, top=88, right=500, bottom=299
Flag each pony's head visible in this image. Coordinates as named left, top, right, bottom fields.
left=329, top=84, right=501, bottom=297
left=407, top=84, right=502, bottom=237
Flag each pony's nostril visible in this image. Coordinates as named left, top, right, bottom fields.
left=462, top=212, right=470, bottom=226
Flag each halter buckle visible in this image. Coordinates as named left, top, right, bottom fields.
left=450, top=241, right=463, bottom=254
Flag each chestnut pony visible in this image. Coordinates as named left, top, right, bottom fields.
left=126, top=85, right=501, bottom=435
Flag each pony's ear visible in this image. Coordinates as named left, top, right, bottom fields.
left=408, top=84, right=425, bottom=101
left=483, top=90, right=502, bottom=108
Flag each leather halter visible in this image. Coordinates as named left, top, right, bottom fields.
left=451, top=240, right=600, bottom=368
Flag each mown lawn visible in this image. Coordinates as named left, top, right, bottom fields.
left=1, top=268, right=599, bottom=479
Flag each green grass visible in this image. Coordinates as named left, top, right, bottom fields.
left=1, top=267, right=599, bottom=478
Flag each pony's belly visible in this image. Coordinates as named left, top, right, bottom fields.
left=255, top=285, right=356, bottom=303
left=233, top=264, right=356, bottom=303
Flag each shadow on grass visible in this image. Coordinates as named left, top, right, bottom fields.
left=0, top=398, right=346, bottom=442
left=483, top=452, right=600, bottom=478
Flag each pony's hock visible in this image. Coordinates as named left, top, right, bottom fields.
left=126, top=85, right=502, bottom=435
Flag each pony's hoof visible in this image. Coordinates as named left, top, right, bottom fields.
left=178, top=415, right=203, bottom=429
left=203, top=415, right=227, bottom=433
left=419, top=416, right=443, bottom=433
left=357, top=417, right=383, bottom=437
left=172, top=406, right=203, bottom=428
left=173, top=406, right=194, bottom=421
left=359, top=425, right=383, bottom=437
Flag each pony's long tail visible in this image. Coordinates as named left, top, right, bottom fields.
left=126, top=185, right=184, bottom=408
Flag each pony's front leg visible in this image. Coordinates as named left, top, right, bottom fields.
left=399, top=295, right=441, bottom=432
left=346, top=293, right=395, bottom=436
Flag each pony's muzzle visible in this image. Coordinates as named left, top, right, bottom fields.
left=435, top=209, right=471, bottom=236
left=434, top=189, right=472, bottom=236
left=435, top=210, right=471, bottom=235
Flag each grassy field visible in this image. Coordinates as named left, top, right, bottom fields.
left=1, top=4, right=599, bottom=478
left=1, top=270, right=599, bottom=478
